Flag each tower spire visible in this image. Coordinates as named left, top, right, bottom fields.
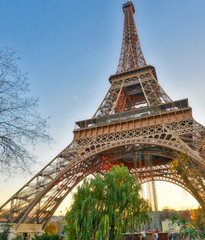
left=116, top=1, right=147, bottom=73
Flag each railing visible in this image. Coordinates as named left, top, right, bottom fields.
left=75, top=99, right=189, bottom=130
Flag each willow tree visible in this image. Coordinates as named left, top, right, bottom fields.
left=65, top=165, right=151, bottom=240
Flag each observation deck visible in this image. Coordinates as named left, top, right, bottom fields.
left=73, top=99, right=192, bottom=140
left=109, top=65, right=157, bottom=83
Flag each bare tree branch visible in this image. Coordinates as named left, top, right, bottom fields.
left=0, top=48, right=52, bottom=176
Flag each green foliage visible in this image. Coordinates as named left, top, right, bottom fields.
left=32, top=233, right=61, bottom=240
left=190, top=207, right=205, bottom=231
left=169, top=215, right=205, bottom=240
left=0, top=219, right=12, bottom=240
left=65, top=165, right=151, bottom=240
left=44, top=223, right=58, bottom=236
left=12, top=233, right=23, bottom=240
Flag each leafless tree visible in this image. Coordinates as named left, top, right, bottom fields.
left=0, top=48, right=52, bottom=175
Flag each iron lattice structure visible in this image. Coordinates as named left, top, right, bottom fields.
left=116, top=2, right=147, bottom=73
left=1, top=1, right=205, bottom=231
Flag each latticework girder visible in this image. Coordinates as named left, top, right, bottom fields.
left=116, top=1, right=146, bottom=73
left=1, top=118, right=205, bottom=229
left=93, top=70, right=172, bottom=118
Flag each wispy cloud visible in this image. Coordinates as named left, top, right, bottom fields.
left=73, top=95, right=78, bottom=101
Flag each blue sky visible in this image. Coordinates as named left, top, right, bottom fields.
left=0, top=0, right=205, bottom=213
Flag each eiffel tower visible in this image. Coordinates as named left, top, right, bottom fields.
left=1, top=0, right=205, bottom=232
